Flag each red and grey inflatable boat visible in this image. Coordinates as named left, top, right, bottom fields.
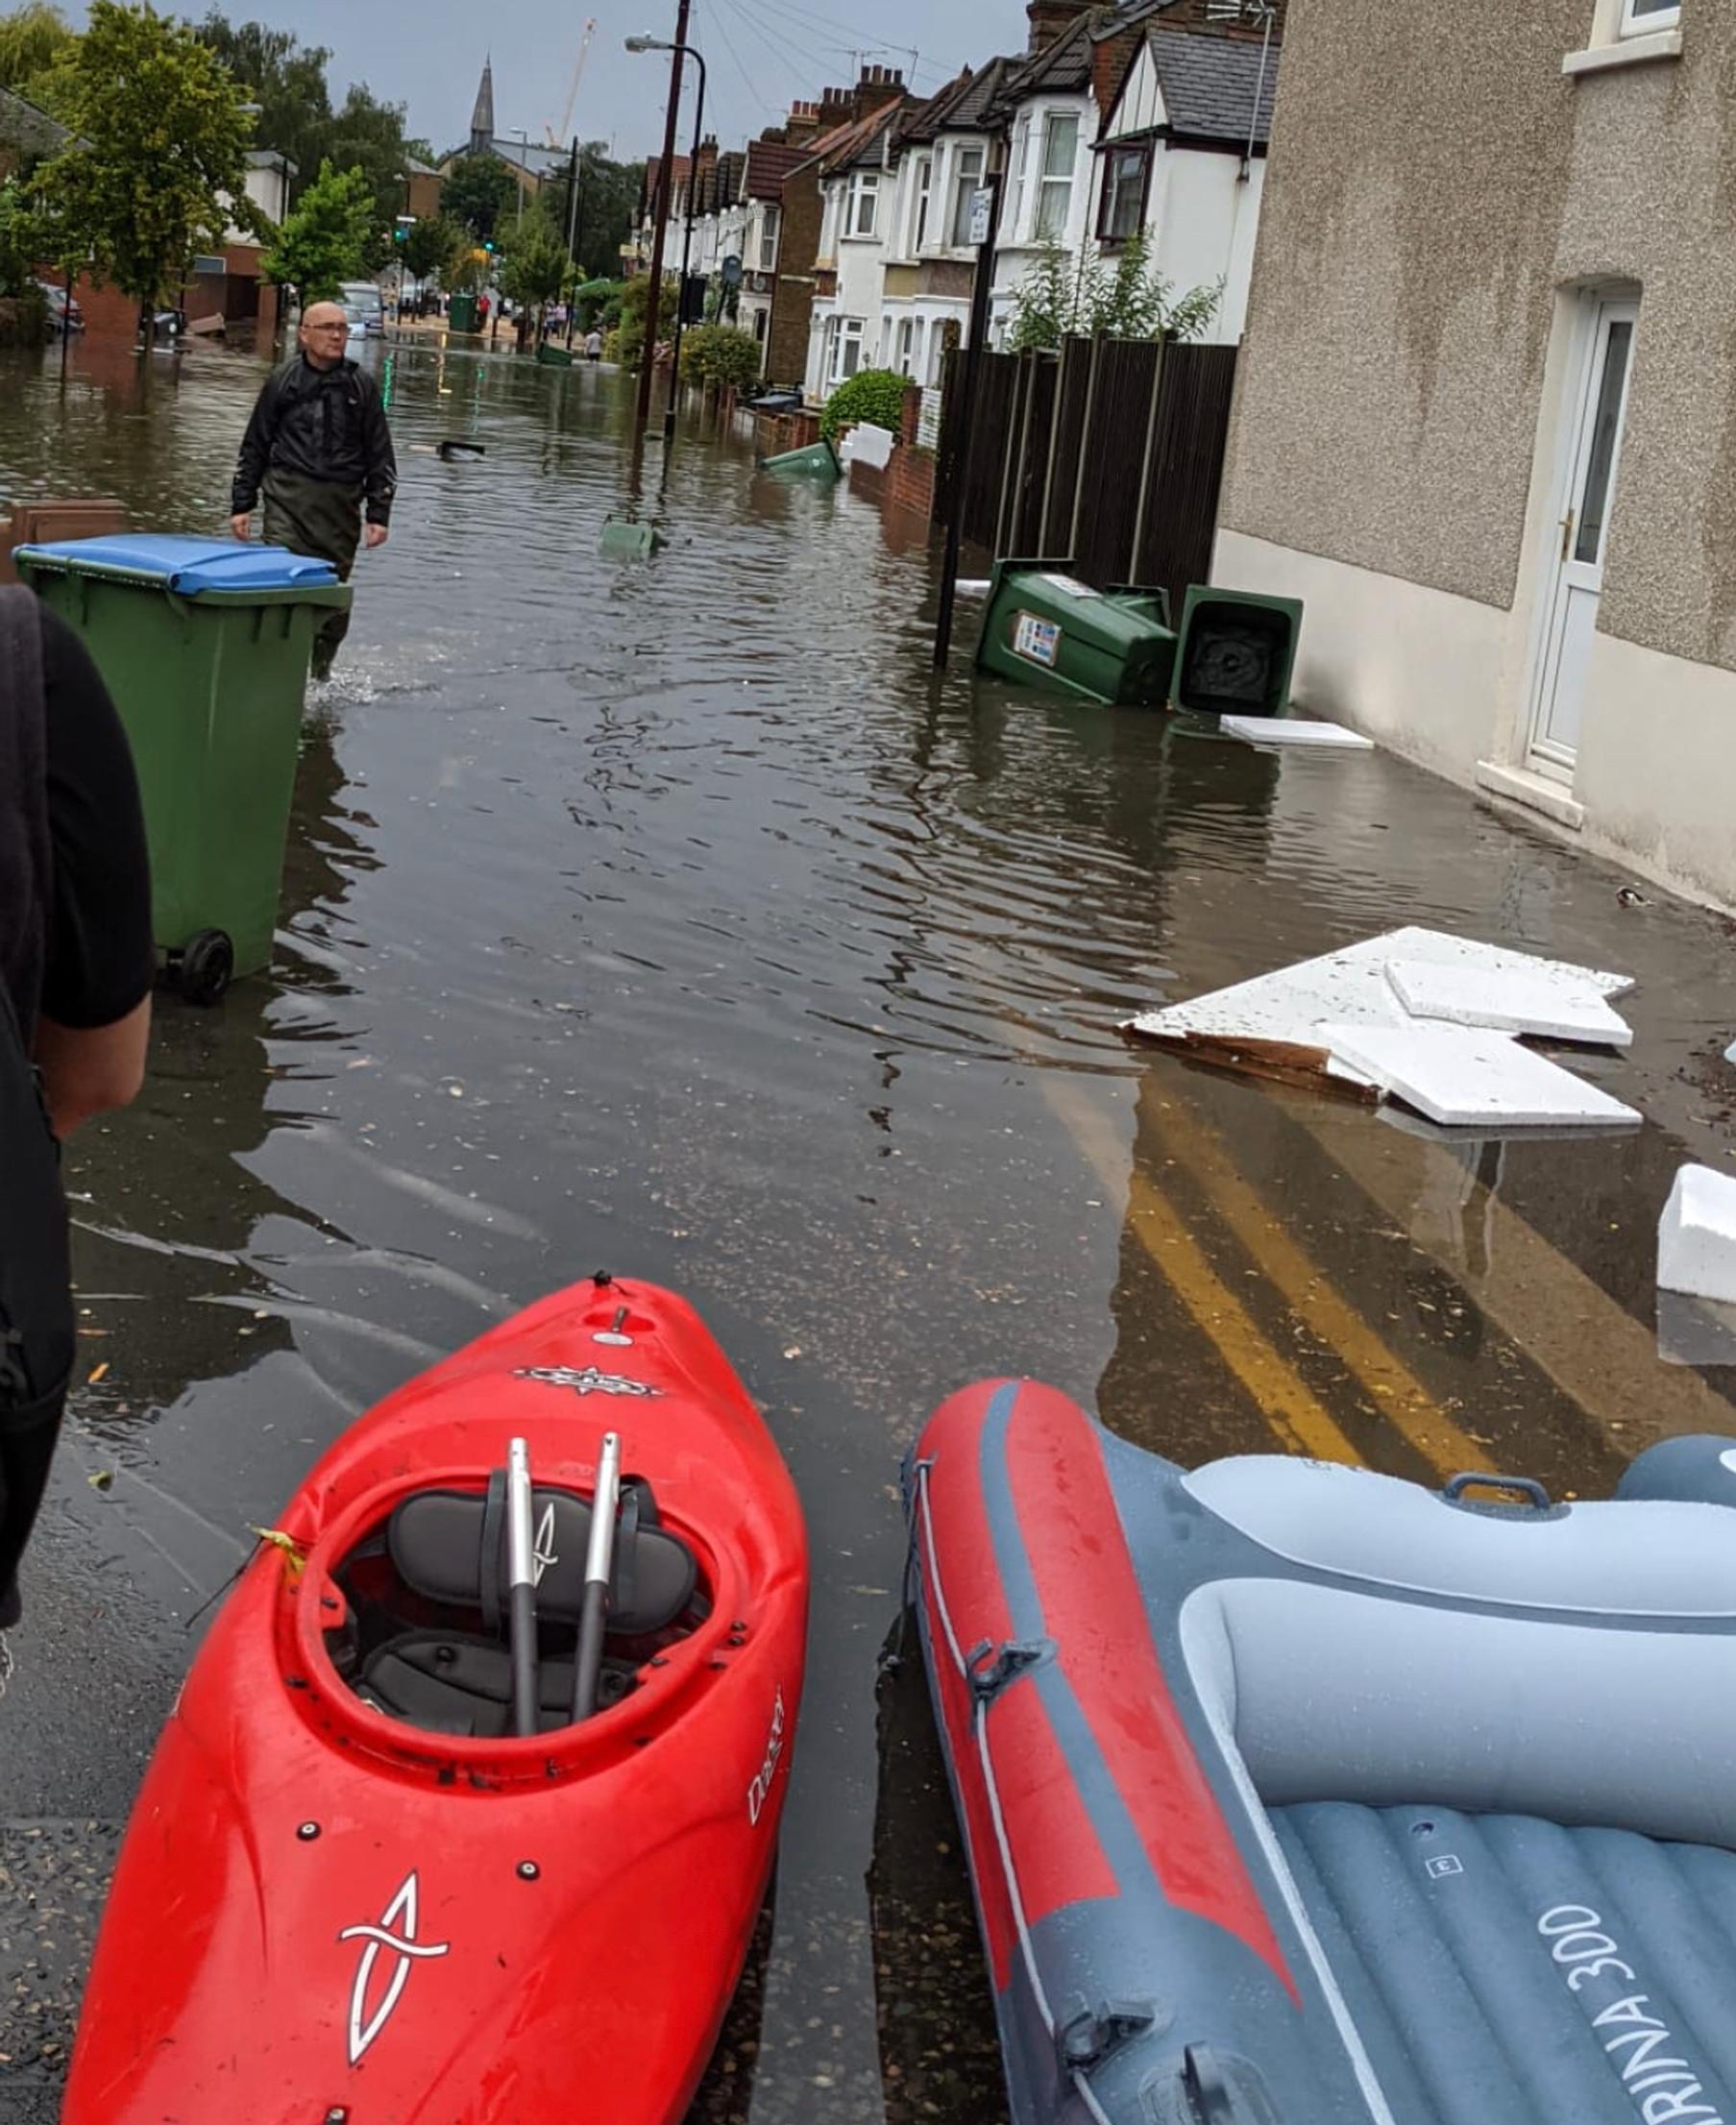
left=63, top=1276, right=807, bottom=2125
left=907, top=1379, right=1736, bottom=2125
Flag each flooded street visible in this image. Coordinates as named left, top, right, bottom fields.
left=4, top=331, right=1736, bottom=2124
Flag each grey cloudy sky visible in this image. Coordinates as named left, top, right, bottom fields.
left=71, top=0, right=1035, bottom=162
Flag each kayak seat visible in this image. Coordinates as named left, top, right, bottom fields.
left=357, top=1629, right=638, bottom=1739
left=387, top=1477, right=699, bottom=1639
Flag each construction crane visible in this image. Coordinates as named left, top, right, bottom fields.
left=546, top=17, right=598, bottom=148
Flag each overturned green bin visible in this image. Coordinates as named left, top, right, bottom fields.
left=1172, top=586, right=1305, bottom=719
left=976, top=560, right=1176, bottom=708
left=15, top=534, right=351, bottom=1002
left=760, top=438, right=842, bottom=481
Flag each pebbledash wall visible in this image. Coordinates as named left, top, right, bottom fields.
left=1216, top=0, right=1736, bottom=908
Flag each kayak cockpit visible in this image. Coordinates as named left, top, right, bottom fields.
left=321, top=1472, right=710, bottom=1739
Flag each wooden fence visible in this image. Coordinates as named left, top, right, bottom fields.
left=935, top=337, right=1239, bottom=620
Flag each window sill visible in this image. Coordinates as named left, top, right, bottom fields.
left=1562, top=28, right=1682, bottom=75
left=1475, top=760, right=1586, bottom=831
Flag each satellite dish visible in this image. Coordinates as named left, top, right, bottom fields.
left=721, top=255, right=744, bottom=287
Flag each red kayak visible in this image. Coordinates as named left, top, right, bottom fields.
left=62, top=1276, right=808, bottom=2124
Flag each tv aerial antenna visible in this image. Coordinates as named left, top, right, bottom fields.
left=1204, top=0, right=1279, bottom=169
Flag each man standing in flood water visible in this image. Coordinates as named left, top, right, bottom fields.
left=230, top=300, right=398, bottom=681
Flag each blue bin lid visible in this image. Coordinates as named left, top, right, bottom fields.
left=14, top=534, right=340, bottom=595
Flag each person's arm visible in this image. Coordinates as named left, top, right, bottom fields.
left=231, top=370, right=283, bottom=533
left=35, top=1000, right=150, bottom=1139
left=37, top=608, right=155, bottom=1136
left=359, top=373, right=398, bottom=535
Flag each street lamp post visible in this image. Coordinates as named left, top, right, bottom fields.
left=626, top=33, right=707, bottom=446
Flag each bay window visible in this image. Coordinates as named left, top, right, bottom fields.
left=1036, top=113, right=1080, bottom=239
left=949, top=145, right=986, bottom=248
left=832, top=318, right=864, bottom=382
left=1098, top=142, right=1150, bottom=243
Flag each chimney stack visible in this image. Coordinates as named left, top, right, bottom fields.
left=1026, top=0, right=1091, bottom=53
left=851, top=62, right=905, bottom=121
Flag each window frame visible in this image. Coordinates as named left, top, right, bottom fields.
left=1097, top=141, right=1151, bottom=243
left=758, top=205, right=779, bottom=272
left=836, top=317, right=865, bottom=381
left=949, top=144, right=987, bottom=250
left=846, top=169, right=881, bottom=240
left=1009, top=113, right=1033, bottom=237
left=911, top=156, right=934, bottom=253
left=1035, top=111, right=1081, bottom=241
left=1620, top=0, right=1679, bottom=32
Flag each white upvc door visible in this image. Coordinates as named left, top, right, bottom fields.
left=1527, top=296, right=1639, bottom=779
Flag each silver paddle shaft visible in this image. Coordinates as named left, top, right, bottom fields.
left=571, top=1432, right=623, bottom=1723
left=507, top=1437, right=539, bottom=1738
left=583, top=1433, right=623, bottom=1586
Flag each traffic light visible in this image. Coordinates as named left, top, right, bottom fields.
left=483, top=238, right=496, bottom=255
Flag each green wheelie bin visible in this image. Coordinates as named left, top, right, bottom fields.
left=15, top=533, right=352, bottom=1002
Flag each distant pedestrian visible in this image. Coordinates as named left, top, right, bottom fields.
left=229, top=299, right=398, bottom=682
left=586, top=328, right=602, bottom=363
left=0, top=588, right=152, bottom=1645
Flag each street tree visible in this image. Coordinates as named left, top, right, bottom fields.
left=38, top=0, right=256, bottom=341
left=538, top=142, right=646, bottom=283
left=259, top=158, right=373, bottom=305
left=442, top=154, right=519, bottom=243
left=499, top=218, right=569, bottom=330
left=400, top=214, right=462, bottom=289
left=319, top=81, right=428, bottom=268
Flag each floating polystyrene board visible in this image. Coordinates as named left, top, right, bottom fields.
left=1385, top=959, right=1634, bottom=1049
left=1659, top=1164, right=1736, bottom=1304
left=1317, top=1021, right=1642, bottom=1131
left=1220, top=716, right=1373, bottom=750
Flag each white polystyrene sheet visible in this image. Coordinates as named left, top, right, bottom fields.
left=1121, top=925, right=1633, bottom=1045
left=1658, top=1163, right=1736, bottom=1304
left=1316, top=1022, right=1642, bottom=1131
left=844, top=422, right=895, bottom=471
left=1384, top=959, right=1634, bottom=1049
left=1220, top=716, right=1374, bottom=750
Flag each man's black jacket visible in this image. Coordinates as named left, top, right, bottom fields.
left=232, top=354, right=398, bottom=525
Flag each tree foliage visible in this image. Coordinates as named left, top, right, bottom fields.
left=1008, top=232, right=1223, bottom=353
left=400, top=213, right=462, bottom=286
left=442, top=154, right=519, bottom=242
left=259, top=157, right=372, bottom=302
left=0, top=1, right=74, bottom=109
left=498, top=219, right=569, bottom=315
left=678, top=324, right=762, bottom=390
left=193, top=15, right=428, bottom=266
left=0, top=174, right=41, bottom=293
left=38, top=1, right=256, bottom=319
left=819, top=368, right=907, bottom=444
left=536, top=141, right=646, bottom=283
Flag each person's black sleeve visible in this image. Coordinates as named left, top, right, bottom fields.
left=359, top=373, right=398, bottom=526
left=37, top=607, right=154, bottom=1030
left=231, top=369, right=283, bottom=517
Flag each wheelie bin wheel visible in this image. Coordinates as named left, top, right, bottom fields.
left=176, top=929, right=234, bottom=1006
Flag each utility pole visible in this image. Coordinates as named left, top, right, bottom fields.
left=636, top=0, right=692, bottom=431
left=565, top=134, right=582, bottom=349
left=934, top=170, right=1003, bottom=672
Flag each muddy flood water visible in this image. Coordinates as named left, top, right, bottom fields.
left=4, top=330, right=1736, bottom=2124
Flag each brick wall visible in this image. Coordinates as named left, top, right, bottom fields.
left=72, top=275, right=140, bottom=341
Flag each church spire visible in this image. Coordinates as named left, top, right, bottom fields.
left=469, top=54, right=495, bottom=156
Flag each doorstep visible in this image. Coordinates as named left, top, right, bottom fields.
left=1475, top=759, right=1586, bottom=832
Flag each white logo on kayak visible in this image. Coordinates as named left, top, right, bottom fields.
left=533, top=1502, right=558, bottom=1587
left=515, top=1365, right=663, bottom=1398
left=747, top=1687, right=786, bottom=1826
left=339, top=1871, right=452, bottom=2065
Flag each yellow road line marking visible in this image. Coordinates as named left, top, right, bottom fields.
left=1145, top=1097, right=1492, bottom=1478
left=1043, top=1077, right=1362, bottom=1465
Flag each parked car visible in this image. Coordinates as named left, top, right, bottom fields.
left=32, top=280, right=84, bottom=331
left=339, top=281, right=384, bottom=337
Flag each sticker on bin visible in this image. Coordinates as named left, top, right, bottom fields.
left=1013, top=612, right=1061, bottom=669
left=1036, top=573, right=1098, bottom=599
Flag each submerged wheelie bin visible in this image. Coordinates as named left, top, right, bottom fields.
left=975, top=560, right=1177, bottom=707
left=14, top=533, right=351, bottom=1003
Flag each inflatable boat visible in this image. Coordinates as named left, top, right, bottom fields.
left=906, top=1380, right=1736, bottom=2125
left=63, top=1277, right=807, bottom=2125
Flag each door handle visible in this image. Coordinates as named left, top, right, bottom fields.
left=1559, top=508, right=1577, bottom=562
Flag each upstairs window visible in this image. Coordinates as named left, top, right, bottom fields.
left=847, top=170, right=881, bottom=238
left=1009, top=113, right=1033, bottom=235
left=1622, top=0, right=1679, bottom=29
left=759, top=206, right=779, bottom=271
left=949, top=145, right=986, bottom=248
left=1098, top=142, right=1150, bottom=243
left=912, top=157, right=933, bottom=251
left=1036, top=113, right=1080, bottom=239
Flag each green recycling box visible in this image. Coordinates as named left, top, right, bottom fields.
left=1172, top=586, right=1305, bottom=719
left=447, top=291, right=479, bottom=334
left=976, top=560, right=1177, bottom=708
left=15, top=534, right=352, bottom=1002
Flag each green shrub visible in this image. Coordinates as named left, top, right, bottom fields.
left=819, top=367, right=906, bottom=444
left=0, top=286, right=49, bottom=347
left=678, top=323, right=763, bottom=390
